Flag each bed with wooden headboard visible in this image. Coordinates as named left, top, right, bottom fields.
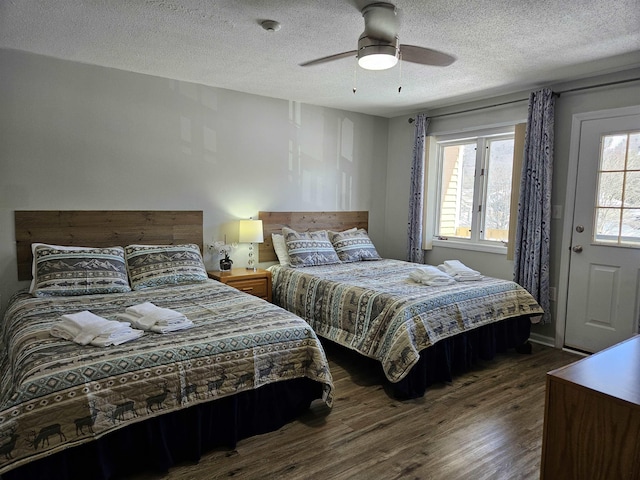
left=2, top=210, right=333, bottom=480
left=259, top=210, right=542, bottom=399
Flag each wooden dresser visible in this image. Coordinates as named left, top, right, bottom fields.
left=540, top=335, right=640, bottom=480
left=208, top=268, right=272, bottom=303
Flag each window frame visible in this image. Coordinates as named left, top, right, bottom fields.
left=429, top=126, right=517, bottom=255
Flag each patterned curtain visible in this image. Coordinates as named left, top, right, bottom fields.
left=514, top=88, right=555, bottom=323
left=406, top=114, right=430, bottom=263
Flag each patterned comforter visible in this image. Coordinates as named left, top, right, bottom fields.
left=0, top=280, right=333, bottom=474
left=270, top=259, right=543, bottom=383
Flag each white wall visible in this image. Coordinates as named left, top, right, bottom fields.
left=0, top=49, right=389, bottom=314
left=2, top=47, right=638, bottom=344
left=385, top=69, right=640, bottom=343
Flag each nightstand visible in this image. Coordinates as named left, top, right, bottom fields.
left=207, top=268, right=272, bottom=303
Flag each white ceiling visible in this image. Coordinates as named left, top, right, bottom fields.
left=2, top=0, right=639, bottom=118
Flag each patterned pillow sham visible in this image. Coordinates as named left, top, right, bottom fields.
left=30, top=243, right=131, bottom=297
left=282, top=227, right=341, bottom=267
left=125, top=243, right=208, bottom=290
left=328, top=228, right=382, bottom=263
left=274, top=228, right=357, bottom=267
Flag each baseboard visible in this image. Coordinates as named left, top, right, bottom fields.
left=528, top=333, right=590, bottom=357
left=528, top=333, right=555, bottom=348
left=561, top=347, right=590, bottom=357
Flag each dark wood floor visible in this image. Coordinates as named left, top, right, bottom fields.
left=133, top=341, right=580, bottom=480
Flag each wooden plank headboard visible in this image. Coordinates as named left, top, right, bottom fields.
left=15, top=210, right=203, bottom=281
left=258, top=211, right=369, bottom=263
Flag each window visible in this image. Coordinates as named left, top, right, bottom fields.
left=433, top=128, right=516, bottom=251
left=594, top=131, right=640, bottom=246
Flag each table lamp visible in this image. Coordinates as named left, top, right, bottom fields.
left=238, top=218, right=264, bottom=271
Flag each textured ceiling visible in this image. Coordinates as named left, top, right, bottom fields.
left=1, top=0, right=639, bottom=118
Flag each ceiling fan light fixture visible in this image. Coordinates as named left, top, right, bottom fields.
left=358, top=48, right=398, bottom=70
left=357, top=35, right=399, bottom=70
left=299, top=2, right=456, bottom=70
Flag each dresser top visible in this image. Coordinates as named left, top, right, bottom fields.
left=548, top=335, right=640, bottom=406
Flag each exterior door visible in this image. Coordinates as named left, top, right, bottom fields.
left=564, top=111, right=640, bottom=353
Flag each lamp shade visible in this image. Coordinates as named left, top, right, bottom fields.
left=238, top=219, right=264, bottom=244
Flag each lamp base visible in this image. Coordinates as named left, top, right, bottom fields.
left=246, top=242, right=257, bottom=271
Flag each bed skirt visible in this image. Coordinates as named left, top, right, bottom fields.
left=391, top=315, right=532, bottom=399
left=2, top=378, right=324, bottom=480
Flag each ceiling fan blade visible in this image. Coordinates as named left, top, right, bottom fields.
left=400, top=44, right=456, bottom=67
left=299, top=50, right=358, bottom=67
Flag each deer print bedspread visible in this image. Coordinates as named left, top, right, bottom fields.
left=0, top=280, right=333, bottom=474
left=270, top=259, right=543, bottom=383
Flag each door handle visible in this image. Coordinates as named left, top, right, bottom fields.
left=572, top=245, right=583, bottom=253
left=575, top=225, right=584, bottom=233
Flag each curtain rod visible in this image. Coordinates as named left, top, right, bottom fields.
left=407, top=76, right=640, bottom=123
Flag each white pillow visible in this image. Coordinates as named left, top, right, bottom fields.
left=272, top=233, right=291, bottom=266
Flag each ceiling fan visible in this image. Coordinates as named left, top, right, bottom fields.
left=299, top=2, right=456, bottom=71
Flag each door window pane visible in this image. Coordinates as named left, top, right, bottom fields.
left=628, top=133, right=640, bottom=170
left=601, top=134, right=628, bottom=170
left=625, top=171, right=640, bottom=207
left=594, top=132, right=640, bottom=246
left=621, top=209, right=640, bottom=245
left=595, top=207, right=621, bottom=242
left=597, top=172, right=624, bottom=207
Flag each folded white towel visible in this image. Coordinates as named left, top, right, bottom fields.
left=450, top=275, right=482, bottom=282
left=116, top=313, right=194, bottom=334
left=410, top=266, right=456, bottom=286
left=55, top=311, right=131, bottom=344
left=125, top=302, right=168, bottom=317
left=50, top=311, right=143, bottom=347
left=443, top=260, right=481, bottom=275
left=90, top=329, right=144, bottom=347
left=125, top=302, right=188, bottom=328
left=438, top=260, right=483, bottom=281
left=149, top=322, right=193, bottom=334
